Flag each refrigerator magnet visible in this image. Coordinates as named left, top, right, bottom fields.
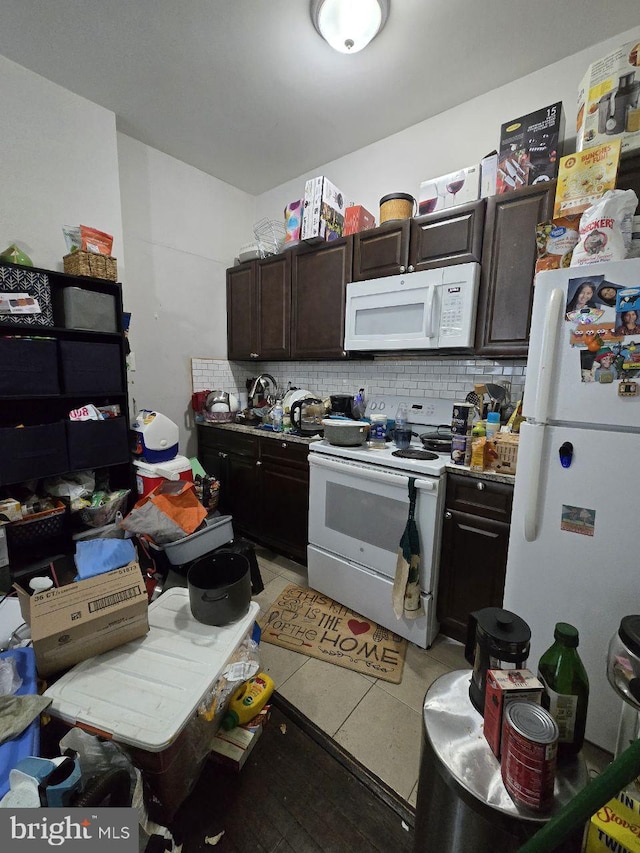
left=619, top=380, right=639, bottom=396
left=561, top=505, right=596, bottom=537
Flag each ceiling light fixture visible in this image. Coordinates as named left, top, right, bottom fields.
left=311, top=0, right=390, bottom=54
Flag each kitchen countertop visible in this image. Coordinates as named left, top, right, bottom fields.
left=444, top=463, right=515, bottom=485
left=197, top=420, right=322, bottom=446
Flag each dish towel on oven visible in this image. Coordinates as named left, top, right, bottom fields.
left=393, top=478, right=424, bottom=621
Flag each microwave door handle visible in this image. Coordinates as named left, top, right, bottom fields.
left=309, top=454, right=436, bottom=491
left=424, top=286, right=435, bottom=338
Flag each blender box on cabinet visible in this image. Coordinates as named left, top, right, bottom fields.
left=301, top=175, right=346, bottom=242
left=418, top=164, right=480, bottom=214
left=13, top=562, right=148, bottom=676
left=497, top=102, right=564, bottom=193
left=343, top=204, right=376, bottom=235
left=577, top=39, right=640, bottom=155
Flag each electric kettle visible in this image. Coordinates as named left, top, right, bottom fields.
left=464, top=607, right=531, bottom=715
left=290, top=397, right=325, bottom=436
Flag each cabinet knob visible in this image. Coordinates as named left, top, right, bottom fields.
left=251, top=352, right=259, bottom=358
left=342, top=351, right=347, bottom=357
left=399, top=265, right=406, bottom=273
left=281, top=442, right=288, bottom=448
left=445, top=511, right=452, bottom=520
left=256, top=460, right=262, bottom=467
left=407, top=265, right=415, bottom=273
left=219, top=451, right=228, bottom=459
left=476, top=481, right=485, bottom=491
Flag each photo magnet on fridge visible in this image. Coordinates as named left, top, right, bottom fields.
left=561, top=505, right=596, bottom=537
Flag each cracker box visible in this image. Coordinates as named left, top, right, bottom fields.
left=497, top=103, right=564, bottom=194
left=483, top=668, right=543, bottom=757
left=418, top=164, right=480, bottom=214
left=301, top=176, right=346, bottom=242
left=577, top=40, right=640, bottom=156
left=343, top=204, right=376, bottom=235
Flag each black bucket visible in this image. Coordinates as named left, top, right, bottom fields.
left=187, top=552, right=251, bottom=626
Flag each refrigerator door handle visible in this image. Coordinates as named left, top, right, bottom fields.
left=523, top=426, right=545, bottom=543
left=533, top=287, right=564, bottom=424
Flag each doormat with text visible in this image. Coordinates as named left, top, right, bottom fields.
left=260, top=584, right=406, bottom=684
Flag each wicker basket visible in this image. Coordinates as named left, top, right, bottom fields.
left=63, top=251, right=118, bottom=281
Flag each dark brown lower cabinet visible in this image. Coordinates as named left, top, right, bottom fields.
left=197, top=425, right=309, bottom=563
left=436, top=473, right=514, bottom=643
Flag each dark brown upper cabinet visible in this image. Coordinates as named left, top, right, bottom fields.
left=410, top=200, right=485, bottom=272
left=291, top=236, right=353, bottom=359
left=475, top=181, right=556, bottom=358
left=352, top=219, right=410, bottom=281
left=226, top=261, right=256, bottom=360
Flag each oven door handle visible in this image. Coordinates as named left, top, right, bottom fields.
left=309, top=453, right=436, bottom=491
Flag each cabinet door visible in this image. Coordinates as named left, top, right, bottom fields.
left=436, top=509, right=510, bottom=643
left=352, top=220, right=410, bottom=281
left=227, top=262, right=257, bottom=360
left=256, top=253, right=291, bottom=359
left=475, top=182, right=555, bottom=357
left=617, top=150, right=640, bottom=198
left=226, top=453, right=262, bottom=533
left=291, top=237, right=352, bottom=359
left=410, top=200, right=485, bottom=272
left=259, top=458, right=309, bottom=562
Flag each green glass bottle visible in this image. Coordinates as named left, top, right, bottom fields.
left=537, top=622, right=590, bottom=758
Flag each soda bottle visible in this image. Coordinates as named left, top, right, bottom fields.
left=537, top=622, right=589, bottom=758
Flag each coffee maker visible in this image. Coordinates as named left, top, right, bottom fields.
left=465, top=607, right=531, bottom=715
left=598, top=72, right=640, bottom=135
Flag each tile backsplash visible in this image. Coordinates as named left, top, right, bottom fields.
left=192, top=356, right=527, bottom=406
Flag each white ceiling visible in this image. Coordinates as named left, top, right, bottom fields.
left=0, top=1, right=638, bottom=194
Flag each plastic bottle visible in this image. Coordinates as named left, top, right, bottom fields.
left=394, top=402, right=411, bottom=450
left=485, top=411, right=500, bottom=439
left=537, top=622, right=589, bottom=758
left=271, top=399, right=283, bottom=433
left=222, top=672, right=275, bottom=730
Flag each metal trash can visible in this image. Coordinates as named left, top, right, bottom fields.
left=413, top=671, right=588, bottom=853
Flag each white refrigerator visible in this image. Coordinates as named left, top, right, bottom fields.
left=503, top=257, right=640, bottom=753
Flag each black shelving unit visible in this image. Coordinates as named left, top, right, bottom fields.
left=0, top=261, right=134, bottom=578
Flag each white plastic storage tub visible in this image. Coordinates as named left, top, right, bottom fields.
left=43, top=589, right=259, bottom=818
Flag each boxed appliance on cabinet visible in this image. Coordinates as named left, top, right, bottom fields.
left=343, top=204, right=376, bottom=235
left=497, top=102, right=564, bottom=193
left=301, top=176, right=346, bottom=241
left=13, top=562, right=148, bottom=676
left=577, top=40, right=640, bottom=155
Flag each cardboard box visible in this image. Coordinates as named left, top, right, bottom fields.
left=418, top=165, right=480, bottom=214
left=301, top=176, right=346, bottom=242
left=577, top=40, right=640, bottom=156
left=585, top=790, right=640, bottom=852
left=14, top=561, right=148, bottom=676
left=210, top=723, right=263, bottom=771
left=480, top=152, right=498, bottom=198
left=485, top=433, right=520, bottom=475
left=283, top=199, right=304, bottom=246
left=553, top=140, right=622, bottom=218
left=497, top=103, right=564, bottom=193
left=343, top=204, right=376, bottom=235
left=483, top=668, right=543, bottom=757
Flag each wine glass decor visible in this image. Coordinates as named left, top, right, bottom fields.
left=445, top=171, right=466, bottom=206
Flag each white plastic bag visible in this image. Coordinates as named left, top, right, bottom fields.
left=0, top=658, right=22, bottom=696
left=571, top=189, right=639, bottom=266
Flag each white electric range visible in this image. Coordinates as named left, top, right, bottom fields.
left=308, top=395, right=455, bottom=648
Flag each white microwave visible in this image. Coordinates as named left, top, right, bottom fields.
left=344, top=262, right=480, bottom=351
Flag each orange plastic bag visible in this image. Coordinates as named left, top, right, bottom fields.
left=120, top=480, right=206, bottom=545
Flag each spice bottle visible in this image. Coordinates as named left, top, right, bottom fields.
left=537, top=622, right=589, bottom=758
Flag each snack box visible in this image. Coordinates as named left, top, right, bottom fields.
left=584, top=789, right=640, bottom=852
left=483, top=668, right=543, bottom=757
left=13, top=562, right=148, bottom=676
left=418, top=165, right=480, bottom=214
left=553, top=140, right=621, bottom=218
left=497, top=103, right=564, bottom=193
left=343, top=204, right=376, bottom=235
left=301, top=176, right=346, bottom=242
left=577, top=39, right=640, bottom=155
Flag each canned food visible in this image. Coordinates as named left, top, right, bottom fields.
left=501, top=700, right=558, bottom=811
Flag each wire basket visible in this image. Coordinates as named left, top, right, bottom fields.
left=253, top=218, right=286, bottom=256
left=6, top=501, right=66, bottom=548
left=203, top=411, right=236, bottom=423
left=77, top=490, right=130, bottom=529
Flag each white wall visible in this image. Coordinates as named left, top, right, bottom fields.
left=116, top=135, right=255, bottom=457
left=254, top=26, right=640, bottom=224
left=0, top=55, right=124, bottom=273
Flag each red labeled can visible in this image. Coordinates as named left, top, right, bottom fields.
left=501, top=700, right=558, bottom=811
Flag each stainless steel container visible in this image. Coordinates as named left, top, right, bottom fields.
left=413, top=671, right=587, bottom=853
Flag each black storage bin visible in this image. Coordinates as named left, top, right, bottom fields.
left=0, top=423, right=69, bottom=485
left=66, top=417, right=129, bottom=470
left=0, top=337, right=59, bottom=396
left=59, top=340, right=123, bottom=395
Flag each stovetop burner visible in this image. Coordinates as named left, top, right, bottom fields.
left=392, top=449, right=439, bottom=461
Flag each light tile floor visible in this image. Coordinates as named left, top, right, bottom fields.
left=251, top=545, right=471, bottom=805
